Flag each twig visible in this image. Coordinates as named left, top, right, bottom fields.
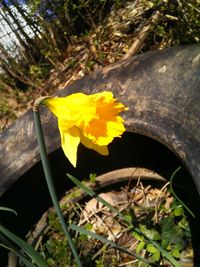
left=92, top=243, right=109, bottom=261
left=123, top=10, right=161, bottom=60
left=119, top=259, right=139, bottom=266
left=7, top=252, right=17, bottom=267
left=154, top=182, right=170, bottom=223
left=88, top=35, right=98, bottom=59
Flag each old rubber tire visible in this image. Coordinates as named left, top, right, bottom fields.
left=0, top=44, right=200, bottom=197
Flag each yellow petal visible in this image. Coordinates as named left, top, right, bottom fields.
left=43, top=97, right=80, bottom=123
left=106, top=117, right=126, bottom=137
left=58, top=124, right=81, bottom=167
left=93, top=144, right=109, bottom=156
left=43, top=97, right=65, bottom=117
left=83, top=116, right=125, bottom=146
left=80, top=133, right=109, bottom=156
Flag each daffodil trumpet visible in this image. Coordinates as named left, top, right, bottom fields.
left=42, top=91, right=128, bottom=167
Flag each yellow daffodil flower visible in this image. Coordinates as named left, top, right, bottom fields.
left=43, top=91, right=128, bottom=167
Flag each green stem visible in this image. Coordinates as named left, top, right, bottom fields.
left=33, top=107, right=82, bottom=267
left=170, top=167, right=195, bottom=218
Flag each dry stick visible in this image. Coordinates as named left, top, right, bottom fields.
left=123, top=10, right=161, bottom=60
left=7, top=252, right=17, bottom=267
left=88, top=35, right=98, bottom=59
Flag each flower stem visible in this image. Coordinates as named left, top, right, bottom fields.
left=33, top=105, right=82, bottom=267
left=170, top=166, right=195, bottom=218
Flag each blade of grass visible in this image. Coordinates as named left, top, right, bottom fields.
left=0, top=206, right=17, bottom=216
left=0, top=243, right=37, bottom=267
left=0, top=224, right=49, bottom=267
left=170, top=167, right=195, bottom=218
left=67, top=173, right=125, bottom=221
left=69, top=223, right=157, bottom=266
left=0, top=232, right=19, bottom=252
left=0, top=233, right=36, bottom=267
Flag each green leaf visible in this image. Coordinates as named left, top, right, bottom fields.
left=174, top=241, right=184, bottom=251
left=0, top=206, right=17, bottom=216
left=161, top=239, right=169, bottom=249
left=172, top=248, right=181, bottom=259
left=178, top=217, right=190, bottom=232
left=146, top=244, right=158, bottom=253
left=139, top=225, right=160, bottom=241
left=136, top=241, right=145, bottom=253
left=160, top=217, right=178, bottom=247
left=132, top=230, right=144, bottom=242
left=161, top=217, right=175, bottom=232
left=84, top=223, right=93, bottom=231
left=151, top=250, right=160, bottom=262
left=174, top=206, right=184, bottom=217
left=123, top=214, right=132, bottom=224
left=89, top=173, right=96, bottom=183
left=0, top=224, right=50, bottom=267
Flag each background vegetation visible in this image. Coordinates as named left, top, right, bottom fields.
left=0, top=0, right=200, bottom=131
